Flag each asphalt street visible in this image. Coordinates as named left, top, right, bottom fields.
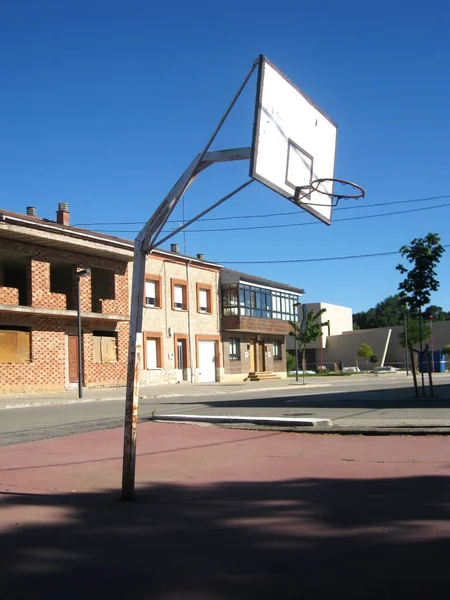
left=2, top=373, right=450, bottom=446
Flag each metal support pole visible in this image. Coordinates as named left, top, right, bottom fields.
left=404, top=312, right=409, bottom=376
left=295, top=336, right=299, bottom=383
left=77, top=276, right=83, bottom=399
left=418, top=312, right=426, bottom=397
left=122, top=244, right=146, bottom=501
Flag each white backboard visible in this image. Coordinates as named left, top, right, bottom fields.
left=250, top=56, right=337, bottom=225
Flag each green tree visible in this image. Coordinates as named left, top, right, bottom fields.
left=370, top=354, right=379, bottom=376
left=353, top=295, right=405, bottom=329
left=398, top=318, right=431, bottom=349
left=422, top=305, right=448, bottom=322
left=396, top=233, right=445, bottom=312
left=357, top=343, right=373, bottom=373
left=289, top=307, right=327, bottom=383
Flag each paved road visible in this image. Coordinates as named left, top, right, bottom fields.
left=2, top=373, right=450, bottom=446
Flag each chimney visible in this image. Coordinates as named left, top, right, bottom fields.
left=56, top=202, right=70, bottom=226
left=170, top=243, right=179, bottom=253
left=26, top=206, right=37, bottom=216
left=196, top=253, right=204, bottom=260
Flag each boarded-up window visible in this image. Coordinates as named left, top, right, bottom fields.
left=93, top=331, right=118, bottom=363
left=0, top=328, right=31, bottom=363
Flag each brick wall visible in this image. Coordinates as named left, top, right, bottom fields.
left=97, top=272, right=129, bottom=316
left=83, top=321, right=128, bottom=388
left=0, top=286, right=19, bottom=305
left=0, top=237, right=130, bottom=393
left=29, top=259, right=67, bottom=309
left=1, top=238, right=129, bottom=317
left=0, top=315, right=66, bottom=393
left=0, top=312, right=129, bottom=393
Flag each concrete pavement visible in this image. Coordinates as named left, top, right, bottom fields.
left=1, top=422, right=450, bottom=599
left=1, top=373, right=450, bottom=434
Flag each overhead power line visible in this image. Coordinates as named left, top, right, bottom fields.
left=218, top=244, right=450, bottom=265
left=88, top=202, right=450, bottom=234
left=73, top=193, right=450, bottom=227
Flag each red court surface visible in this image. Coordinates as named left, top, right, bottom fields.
left=1, top=423, right=450, bottom=599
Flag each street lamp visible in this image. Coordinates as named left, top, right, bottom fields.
left=76, top=268, right=91, bottom=399
left=293, top=301, right=304, bottom=384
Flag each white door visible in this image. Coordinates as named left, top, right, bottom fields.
left=198, top=341, right=216, bottom=383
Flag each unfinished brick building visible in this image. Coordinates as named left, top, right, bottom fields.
left=0, top=204, right=133, bottom=393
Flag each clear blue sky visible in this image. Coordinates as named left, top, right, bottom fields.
left=1, top=0, right=449, bottom=314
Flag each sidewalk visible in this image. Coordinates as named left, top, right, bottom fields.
left=0, top=377, right=336, bottom=409
left=1, top=422, right=450, bottom=599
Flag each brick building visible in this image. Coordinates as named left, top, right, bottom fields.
left=0, top=204, right=133, bottom=393
left=220, top=269, right=304, bottom=381
left=141, top=244, right=222, bottom=384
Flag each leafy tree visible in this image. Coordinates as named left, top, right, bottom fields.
left=398, top=318, right=431, bottom=349
left=353, top=295, right=405, bottom=330
left=422, top=305, right=448, bottom=322
left=370, top=354, right=379, bottom=376
left=357, top=343, right=373, bottom=373
left=289, top=307, right=327, bottom=383
left=286, top=352, right=296, bottom=373
left=396, top=233, right=445, bottom=312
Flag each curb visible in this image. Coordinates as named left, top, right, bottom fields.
left=153, top=414, right=331, bottom=427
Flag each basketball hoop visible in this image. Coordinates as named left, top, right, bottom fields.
left=294, top=178, right=365, bottom=207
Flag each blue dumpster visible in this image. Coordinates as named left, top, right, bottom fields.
left=419, top=350, right=446, bottom=373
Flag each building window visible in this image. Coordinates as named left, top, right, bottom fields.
left=229, top=338, right=241, bottom=361
left=172, top=279, right=188, bottom=311
left=222, top=284, right=239, bottom=316
left=144, top=333, right=162, bottom=369
left=93, top=331, right=118, bottom=363
left=221, top=283, right=301, bottom=322
left=273, top=340, right=282, bottom=360
left=0, top=326, right=31, bottom=363
left=144, top=277, right=161, bottom=308
left=197, top=284, right=212, bottom=314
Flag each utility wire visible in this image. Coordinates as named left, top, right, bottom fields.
left=73, top=193, right=450, bottom=227
left=88, top=202, right=450, bottom=234
left=219, top=244, right=450, bottom=265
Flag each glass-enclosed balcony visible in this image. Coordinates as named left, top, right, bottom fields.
left=222, top=283, right=302, bottom=322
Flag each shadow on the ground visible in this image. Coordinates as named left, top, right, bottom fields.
left=1, top=474, right=450, bottom=599
left=157, top=382, right=450, bottom=411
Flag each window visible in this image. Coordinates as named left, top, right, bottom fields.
left=171, top=279, right=188, bottom=311
left=93, top=331, right=118, bottom=363
left=222, top=284, right=238, bottom=316
left=144, top=277, right=161, bottom=308
left=229, top=338, right=241, bottom=361
left=197, top=284, right=212, bottom=314
left=144, top=333, right=162, bottom=369
left=273, top=340, right=282, bottom=360
left=0, top=326, right=31, bottom=363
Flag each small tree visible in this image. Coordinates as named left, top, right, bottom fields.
left=370, top=354, right=379, bottom=376
left=286, top=352, right=296, bottom=374
left=398, top=318, right=431, bottom=350
left=396, top=233, right=445, bottom=395
left=357, top=343, right=373, bottom=373
left=289, top=307, right=327, bottom=383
